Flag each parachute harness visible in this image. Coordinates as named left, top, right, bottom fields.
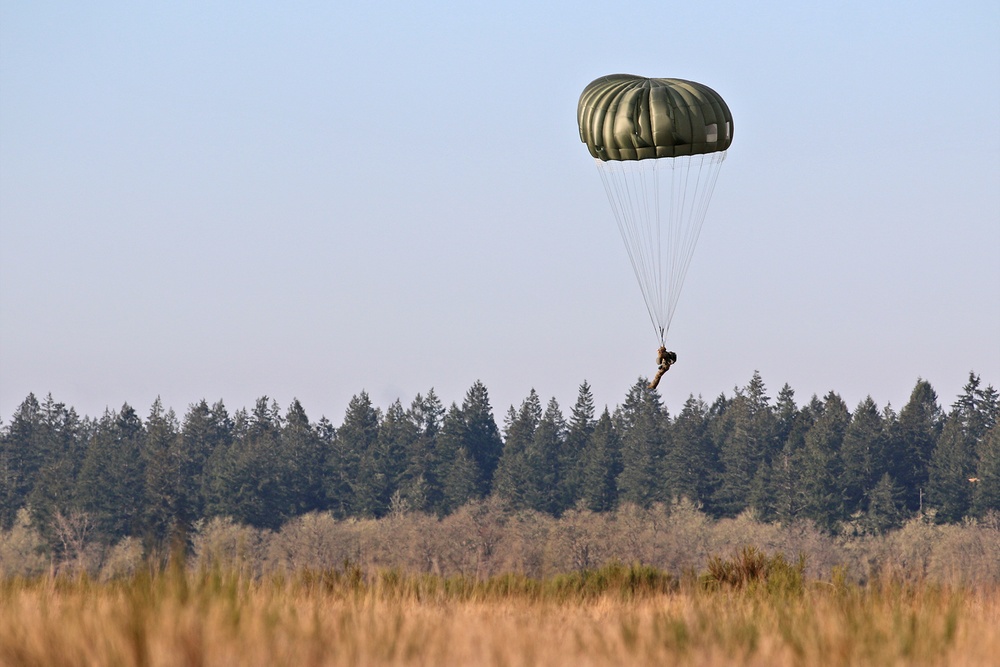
left=595, top=151, right=726, bottom=344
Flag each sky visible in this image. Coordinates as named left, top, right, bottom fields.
left=1, top=1, right=998, bottom=426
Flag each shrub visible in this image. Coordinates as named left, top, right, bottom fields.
left=701, top=546, right=806, bottom=595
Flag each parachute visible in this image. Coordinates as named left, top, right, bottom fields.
left=578, top=74, right=733, bottom=344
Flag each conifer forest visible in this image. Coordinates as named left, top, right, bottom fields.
left=1, top=370, right=998, bottom=576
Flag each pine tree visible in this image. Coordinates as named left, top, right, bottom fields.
left=205, top=398, right=294, bottom=529
left=895, top=379, right=943, bottom=512
left=0, top=394, right=43, bottom=528
left=400, top=390, right=444, bottom=512
left=561, top=382, right=597, bottom=508
left=356, top=400, right=415, bottom=517
left=282, top=399, right=329, bottom=516
left=760, top=387, right=812, bottom=523
left=712, top=373, right=776, bottom=517
left=327, top=392, right=380, bottom=518
left=76, top=404, right=147, bottom=540
left=314, top=414, right=336, bottom=511
left=433, top=404, right=471, bottom=514
left=799, top=392, right=850, bottom=530
left=773, top=384, right=799, bottom=450
left=522, top=397, right=567, bottom=515
left=927, top=413, right=975, bottom=522
left=0, top=395, right=85, bottom=530
left=665, top=395, right=715, bottom=506
left=615, top=380, right=668, bottom=507
left=840, top=397, right=887, bottom=518
left=977, top=385, right=1000, bottom=434
left=952, top=373, right=997, bottom=447
left=141, top=398, right=182, bottom=551
left=973, top=425, right=1000, bottom=515
left=196, top=400, right=235, bottom=521
left=458, top=381, right=504, bottom=496
left=441, top=444, right=478, bottom=513
left=25, top=395, right=86, bottom=539
left=169, top=400, right=226, bottom=539
left=578, top=409, right=621, bottom=512
left=862, top=472, right=905, bottom=534
left=492, top=390, right=541, bottom=509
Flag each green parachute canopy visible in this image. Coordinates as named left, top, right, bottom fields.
left=578, top=74, right=733, bottom=343
left=578, top=74, right=733, bottom=161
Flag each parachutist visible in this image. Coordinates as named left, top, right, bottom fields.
left=648, top=346, right=677, bottom=390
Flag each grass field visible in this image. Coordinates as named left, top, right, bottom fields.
left=1, top=554, right=998, bottom=667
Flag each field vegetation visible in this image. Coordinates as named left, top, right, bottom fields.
left=1, top=550, right=998, bottom=667
left=2, top=502, right=1000, bottom=666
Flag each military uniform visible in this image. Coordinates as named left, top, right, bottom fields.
left=648, top=346, right=677, bottom=390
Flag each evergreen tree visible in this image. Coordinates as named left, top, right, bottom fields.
left=746, top=371, right=780, bottom=463
left=561, top=382, right=597, bottom=508
left=521, top=397, right=567, bottom=515
left=616, top=380, right=668, bottom=507
left=24, top=395, right=87, bottom=538
left=0, top=395, right=87, bottom=530
left=927, top=413, right=975, bottom=522
left=862, top=472, right=905, bottom=534
left=400, top=390, right=444, bottom=512
left=314, top=414, right=336, bottom=509
left=665, top=395, right=715, bottom=506
left=951, top=374, right=999, bottom=519
left=196, top=401, right=235, bottom=521
left=171, top=400, right=227, bottom=537
left=772, top=384, right=800, bottom=450
left=973, top=425, right=1000, bottom=515
left=799, top=392, right=850, bottom=530
left=492, top=391, right=542, bottom=509
left=952, top=372, right=997, bottom=447
left=712, top=372, right=775, bottom=517
left=282, top=399, right=329, bottom=516
left=894, top=379, right=942, bottom=512
left=141, top=398, right=182, bottom=551
left=4, top=372, right=994, bottom=534
left=436, top=403, right=476, bottom=514
left=978, top=385, right=1000, bottom=435
left=432, top=383, right=504, bottom=512
left=578, top=409, right=621, bottom=512
left=441, top=443, right=478, bottom=513
left=458, top=381, right=503, bottom=496
left=356, top=399, right=415, bottom=517
left=0, top=394, right=44, bottom=528
left=206, top=398, right=293, bottom=529
left=840, top=397, right=887, bottom=518
left=751, top=386, right=804, bottom=521
left=326, top=392, right=380, bottom=518
left=700, top=392, right=731, bottom=515
left=76, top=404, right=147, bottom=540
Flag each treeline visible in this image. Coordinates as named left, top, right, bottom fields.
left=1, top=372, right=998, bottom=556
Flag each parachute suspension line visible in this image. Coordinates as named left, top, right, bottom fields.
left=658, top=151, right=725, bottom=340
left=597, top=159, right=661, bottom=338
left=596, top=151, right=727, bottom=343
left=660, top=151, right=727, bottom=336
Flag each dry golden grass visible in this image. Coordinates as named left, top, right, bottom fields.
left=1, top=564, right=998, bottom=667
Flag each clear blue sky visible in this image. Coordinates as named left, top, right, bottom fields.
left=2, top=1, right=998, bottom=424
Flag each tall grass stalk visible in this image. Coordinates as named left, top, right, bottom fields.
left=0, top=562, right=997, bottom=666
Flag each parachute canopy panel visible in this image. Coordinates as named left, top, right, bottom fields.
left=578, top=75, right=733, bottom=161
